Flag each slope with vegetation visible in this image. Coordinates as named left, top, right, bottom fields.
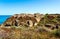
left=0, top=13, right=60, bottom=39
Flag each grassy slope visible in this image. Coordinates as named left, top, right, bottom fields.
left=0, top=14, right=60, bottom=39
left=0, top=26, right=60, bottom=39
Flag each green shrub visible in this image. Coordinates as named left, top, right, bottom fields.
left=52, top=29, right=60, bottom=37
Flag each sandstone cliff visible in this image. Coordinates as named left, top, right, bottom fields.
left=2, top=13, right=44, bottom=27
left=0, top=14, right=60, bottom=39
left=1, top=13, right=60, bottom=30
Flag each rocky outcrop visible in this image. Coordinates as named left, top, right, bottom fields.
left=2, top=13, right=44, bottom=27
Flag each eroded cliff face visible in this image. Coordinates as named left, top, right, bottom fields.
left=1, top=14, right=60, bottom=32
left=1, top=13, right=44, bottom=27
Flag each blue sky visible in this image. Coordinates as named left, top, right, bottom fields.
left=0, top=0, right=60, bottom=15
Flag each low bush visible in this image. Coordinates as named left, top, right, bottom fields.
left=52, top=28, right=60, bottom=37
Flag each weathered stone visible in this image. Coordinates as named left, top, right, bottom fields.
left=2, top=13, right=44, bottom=27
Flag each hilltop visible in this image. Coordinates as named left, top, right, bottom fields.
left=1, top=13, right=60, bottom=30
left=0, top=13, right=60, bottom=39
left=1, top=13, right=44, bottom=27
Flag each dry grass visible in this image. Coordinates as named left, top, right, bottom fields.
left=0, top=26, right=60, bottom=39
